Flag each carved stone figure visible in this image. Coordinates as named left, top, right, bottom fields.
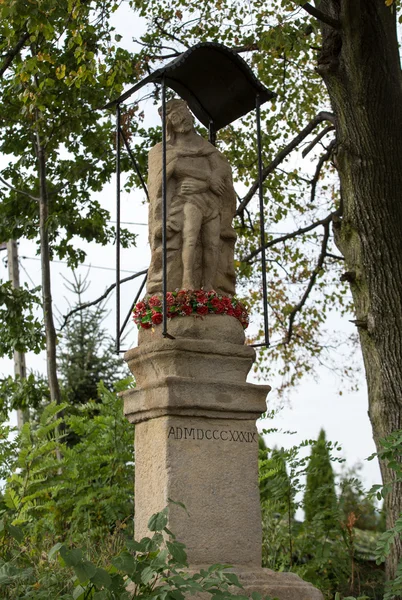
left=147, top=99, right=237, bottom=295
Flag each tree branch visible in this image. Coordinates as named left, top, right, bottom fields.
left=0, top=175, right=39, bottom=202
left=302, top=125, right=335, bottom=158
left=301, top=3, right=341, bottom=29
left=240, top=209, right=339, bottom=264
left=0, top=30, right=30, bottom=78
left=59, top=269, right=148, bottom=331
left=235, top=111, right=335, bottom=217
left=286, top=221, right=330, bottom=343
left=310, top=138, right=336, bottom=203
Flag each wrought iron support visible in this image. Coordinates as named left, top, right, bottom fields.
left=208, top=120, right=216, bottom=146
left=254, top=94, right=269, bottom=347
left=161, top=77, right=169, bottom=338
left=116, top=103, right=121, bottom=353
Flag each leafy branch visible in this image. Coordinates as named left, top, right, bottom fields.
left=236, top=111, right=335, bottom=217
left=240, top=209, right=340, bottom=263
left=286, top=220, right=330, bottom=343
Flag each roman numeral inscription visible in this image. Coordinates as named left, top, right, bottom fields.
left=167, top=426, right=257, bottom=443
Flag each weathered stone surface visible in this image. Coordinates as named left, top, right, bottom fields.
left=134, top=415, right=262, bottom=566
left=147, top=99, right=237, bottom=295
left=186, top=566, right=324, bottom=600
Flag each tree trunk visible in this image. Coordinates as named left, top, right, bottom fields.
left=36, top=133, right=61, bottom=406
left=317, top=0, right=402, bottom=582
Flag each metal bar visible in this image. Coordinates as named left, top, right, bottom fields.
left=208, top=120, right=216, bottom=146
left=116, top=104, right=121, bottom=354
left=119, top=126, right=150, bottom=202
left=256, top=94, right=269, bottom=347
left=161, top=78, right=168, bottom=338
left=119, top=272, right=148, bottom=338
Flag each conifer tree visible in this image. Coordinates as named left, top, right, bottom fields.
left=58, top=273, right=126, bottom=406
left=303, top=429, right=337, bottom=524
left=259, top=438, right=292, bottom=516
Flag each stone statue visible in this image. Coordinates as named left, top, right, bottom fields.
left=147, top=99, right=237, bottom=295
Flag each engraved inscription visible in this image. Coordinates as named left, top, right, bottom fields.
left=167, top=427, right=257, bottom=443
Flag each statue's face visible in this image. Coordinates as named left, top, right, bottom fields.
left=166, top=101, right=194, bottom=133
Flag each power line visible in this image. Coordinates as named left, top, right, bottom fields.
left=20, top=255, right=144, bottom=274
left=108, top=220, right=147, bottom=226
left=18, top=259, right=36, bottom=287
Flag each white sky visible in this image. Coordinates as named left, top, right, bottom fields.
left=1, top=2, right=381, bottom=498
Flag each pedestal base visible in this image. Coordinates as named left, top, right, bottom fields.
left=123, top=316, right=323, bottom=600
left=223, top=566, right=323, bottom=600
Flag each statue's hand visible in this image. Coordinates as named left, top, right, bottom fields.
left=180, top=178, right=207, bottom=195
left=210, top=176, right=226, bottom=196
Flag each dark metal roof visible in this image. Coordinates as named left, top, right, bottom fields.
left=103, top=42, right=276, bottom=130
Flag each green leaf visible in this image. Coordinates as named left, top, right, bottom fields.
left=73, top=584, right=86, bottom=600
left=91, top=567, right=112, bottom=589
left=148, top=508, right=168, bottom=531
left=7, top=523, right=23, bottom=542
left=166, top=540, right=187, bottom=565
left=48, top=542, right=64, bottom=559
left=60, top=546, right=84, bottom=567
left=141, top=565, right=156, bottom=584
left=74, top=559, right=97, bottom=583
left=111, top=551, right=136, bottom=575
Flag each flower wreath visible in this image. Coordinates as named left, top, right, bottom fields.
left=133, top=290, right=249, bottom=330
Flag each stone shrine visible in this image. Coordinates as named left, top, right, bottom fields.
left=122, top=100, right=322, bottom=600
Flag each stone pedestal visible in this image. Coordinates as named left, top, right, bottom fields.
left=123, top=315, right=322, bottom=600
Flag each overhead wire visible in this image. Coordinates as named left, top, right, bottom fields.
left=20, top=255, right=143, bottom=274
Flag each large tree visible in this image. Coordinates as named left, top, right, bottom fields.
left=0, top=0, right=137, bottom=403
left=109, top=0, right=402, bottom=580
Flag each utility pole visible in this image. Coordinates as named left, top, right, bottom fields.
left=7, top=239, right=28, bottom=428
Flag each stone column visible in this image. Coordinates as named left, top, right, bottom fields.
left=123, top=315, right=323, bottom=600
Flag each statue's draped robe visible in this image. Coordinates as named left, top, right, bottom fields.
left=147, top=135, right=237, bottom=295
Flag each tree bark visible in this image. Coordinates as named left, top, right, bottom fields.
left=317, top=0, right=402, bottom=582
left=36, top=132, right=62, bottom=407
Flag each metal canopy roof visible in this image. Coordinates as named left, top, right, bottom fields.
left=104, top=42, right=276, bottom=130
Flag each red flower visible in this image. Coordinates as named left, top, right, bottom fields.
left=221, top=297, right=232, bottom=309
left=151, top=312, right=163, bottom=325
left=196, top=291, right=208, bottom=304
left=211, top=297, right=224, bottom=313
left=196, top=305, right=209, bottom=315
left=166, top=292, right=175, bottom=306
left=234, top=306, right=242, bottom=318
left=226, top=307, right=234, bottom=316
left=181, top=304, right=192, bottom=316
left=140, top=322, right=152, bottom=329
left=135, top=301, right=146, bottom=312
left=176, top=290, right=187, bottom=304
left=148, top=295, right=161, bottom=308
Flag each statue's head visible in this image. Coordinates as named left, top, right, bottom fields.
left=159, top=99, right=194, bottom=140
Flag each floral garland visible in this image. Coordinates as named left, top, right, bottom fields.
left=133, top=289, right=249, bottom=330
